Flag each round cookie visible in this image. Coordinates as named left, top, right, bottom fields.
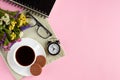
left=35, top=55, right=46, bottom=67
left=30, top=64, right=42, bottom=76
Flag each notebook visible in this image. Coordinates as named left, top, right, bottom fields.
left=3, top=0, right=56, bottom=17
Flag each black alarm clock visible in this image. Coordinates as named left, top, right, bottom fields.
left=47, top=40, right=60, bottom=55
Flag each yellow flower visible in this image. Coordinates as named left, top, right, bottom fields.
left=18, top=20, right=24, bottom=27
left=19, top=13, right=27, bottom=22
left=11, top=21, right=17, bottom=27
left=8, top=21, right=17, bottom=30
left=9, top=25, right=14, bottom=31
left=18, top=13, right=27, bottom=27
left=19, top=13, right=26, bottom=19
left=22, top=19, right=27, bottom=24
left=10, top=32, right=16, bottom=40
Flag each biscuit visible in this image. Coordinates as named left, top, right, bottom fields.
left=30, top=64, right=42, bottom=76
left=35, top=55, right=46, bottom=67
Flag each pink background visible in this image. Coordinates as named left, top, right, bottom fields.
left=1, top=0, right=120, bottom=80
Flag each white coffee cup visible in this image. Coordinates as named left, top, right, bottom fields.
left=13, top=45, right=37, bottom=67
left=7, top=38, right=46, bottom=76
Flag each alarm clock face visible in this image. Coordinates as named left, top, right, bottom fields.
left=48, top=43, right=60, bottom=55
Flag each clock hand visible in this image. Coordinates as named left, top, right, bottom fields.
left=52, top=47, right=54, bottom=51
left=53, top=47, right=55, bottom=51
left=51, top=45, right=55, bottom=51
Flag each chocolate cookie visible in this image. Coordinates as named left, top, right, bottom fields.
left=30, top=64, right=42, bottom=76
left=35, top=55, right=46, bottom=67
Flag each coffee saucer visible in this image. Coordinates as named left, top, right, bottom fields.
left=7, top=38, right=46, bottom=76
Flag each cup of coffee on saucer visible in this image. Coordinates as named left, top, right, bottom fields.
left=7, top=38, right=46, bottom=76
left=14, top=46, right=36, bottom=67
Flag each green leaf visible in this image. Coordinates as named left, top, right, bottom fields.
left=3, top=37, right=10, bottom=46
left=0, top=31, right=4, bottom=41
left=2, top=28, right=11, bottom=41
left=0, top=25, right=3, bottom=30
left=13, top=27, right=20, bottom=39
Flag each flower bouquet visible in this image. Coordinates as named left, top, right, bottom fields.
left=0, top=8, right=30, bottom=51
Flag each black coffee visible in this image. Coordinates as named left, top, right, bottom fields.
left=16, top=46, right=35, bottom=66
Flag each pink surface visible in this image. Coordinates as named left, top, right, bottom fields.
left=0, top=0, right=120, bottom=80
